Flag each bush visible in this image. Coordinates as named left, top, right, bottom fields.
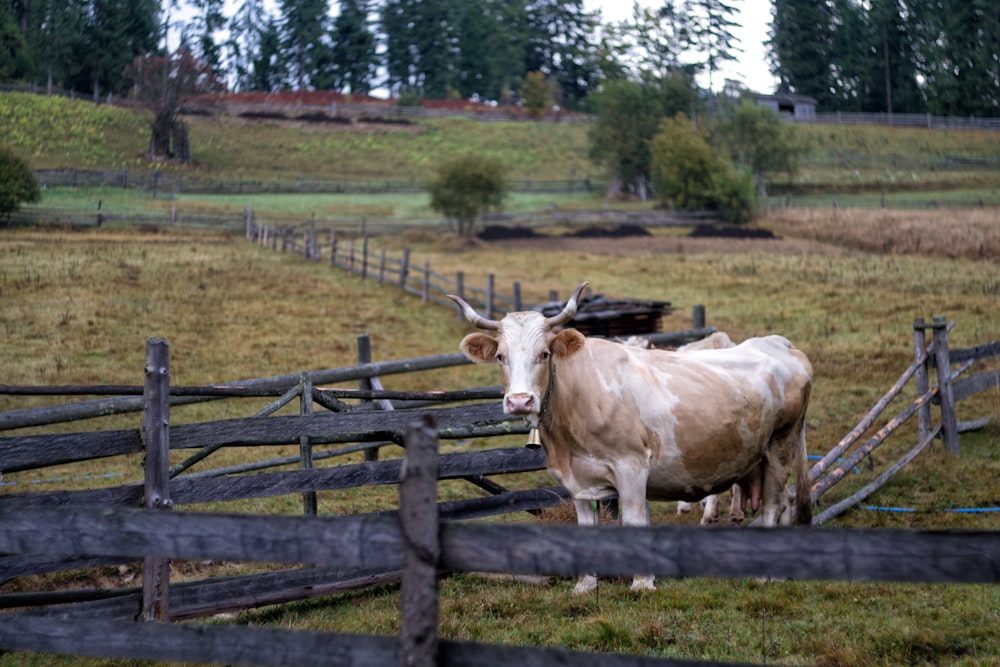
left=0, top=145, right=40, bottom=221
left=427, top=155, right=507, bottom=236
left=650, top=113, right=757, bottom=223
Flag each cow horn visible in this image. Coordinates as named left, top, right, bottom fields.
left=446, top=294, right=501, bottom=331
left=544, top=281, right=589, bottom=329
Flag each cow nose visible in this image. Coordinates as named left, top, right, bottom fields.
left=505, top=393, right=536, bottom=415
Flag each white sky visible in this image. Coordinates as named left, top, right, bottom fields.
left=584, top=0, right=778, bottom=94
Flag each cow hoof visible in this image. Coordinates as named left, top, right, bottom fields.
left=676, top=501, right=692, bottom=514
left=574, top=576, right=598, bottom=594
left=630, top=577, right=656, bottom=592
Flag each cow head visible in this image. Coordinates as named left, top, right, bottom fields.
left=448, top=282, right=589, bottom=427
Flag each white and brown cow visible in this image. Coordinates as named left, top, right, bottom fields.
left=449, top=282, right=813, bottom=592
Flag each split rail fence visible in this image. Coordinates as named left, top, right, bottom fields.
left=246, top=213, right=715, bottom=324
left=0, top=318, right=997, bottom=665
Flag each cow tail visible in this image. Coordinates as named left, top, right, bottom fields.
left=795, top=419, right=813, bottom=526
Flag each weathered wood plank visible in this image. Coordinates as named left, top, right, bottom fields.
left=0, top=447, right=546, bottom=509
left=0, top=507, right=403, bottom=570
left=169, top=401, right=516, bottom=449
left=0, top=401, right=521, bottom=472
left=1, top=507, right=998, bottom=584
left=0, top=353, right=473, bottom=431
left=14, top=566, right=401, bottom=621
left=0, top=429, right=142, bottom=473
left=0, top=616, right=756, bottom=667
left=440, top=524, right=1000, bottom=584
left=950, top=341, right=1000, bottom=363
left=953, top=368, right=1000, bottom=402
left=0, top=616, right=399, bottom=667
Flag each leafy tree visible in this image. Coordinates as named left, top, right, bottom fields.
left=684, top=0, right=741, bottom=91
left=75, top=0, right=159, bottom=100
left=227, top=0, right=271, bottom=91
left=521, top=70, right=552, bottom=119
left=279, top=0, right=331, bottom=90
left=247, top=15, right=285, bottom=91
left=525, top=0, right=600, bottom=110
left=329, top=0, right=377, bottom=94
left=456, top=0, right=529, bottom=102
left=427, top=155, right=508, bottom=237
left=380, top=0, right=458, bottom=98
left=19, top=0, right=83, bottom=91
left=0, top=145, right=41, bottom=222
left=768, top=0, right=836, bottom=106
left=650, top=112, right=755, bottom=223
left=587, top=73, right=701, bottom=199
left=712, top=99, right=806, bottom=197
left=0, top=4, right=29, bottom=81
left=184, top=0, right=227, bottom=79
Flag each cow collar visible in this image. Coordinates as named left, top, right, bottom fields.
left=533, top=360, right=557, bottom=429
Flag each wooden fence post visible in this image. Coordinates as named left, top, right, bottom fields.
left=513, top=282, right=522, bottom=311
left=299, top=373, right=317, bottom=516
left=378, top=248, right=387, bottom=286
left=399, top=248, right=410, bottom=288
left=422, top=261, right=430, bottom=304
left=398, top=414, right=440, bottom=667
left=913, top=318, right=932, bottom=443
left=692, top=304, right=706, bottom=330
left=931, top=317, right=959, bottom=455
left=141, top=337, right=172, bottom=623
left=357, top=334, right=380, bottom=462
left=455, top=272, right=465, bottom=321
left=486, top=273, right=495, bottom=319
left=330, top=230, right=337, bottom=267
left=361, top=235, right=369, bottom=280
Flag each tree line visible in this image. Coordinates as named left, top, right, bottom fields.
left=2, top=0, right=993, bottom=117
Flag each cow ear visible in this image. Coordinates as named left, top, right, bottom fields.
left=551, top=329, right=586, bottom=359
left=459, top=332, right=498, bottom=364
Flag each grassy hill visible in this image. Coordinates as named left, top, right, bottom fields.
left=4, top=91, right=1000, bottom=199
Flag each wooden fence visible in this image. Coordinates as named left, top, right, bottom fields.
left=0, top=319, right=997, bottom=665
left=246, top=212, right=719, bottom=324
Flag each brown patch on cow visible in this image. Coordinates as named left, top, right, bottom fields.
left=459, top=332, right=498, bottom=364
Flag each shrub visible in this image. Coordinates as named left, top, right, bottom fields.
left=0, top=145, right=41, bottom=221
left=650, top=113, right=757, bottom=223
left=427, top=155, right=508, bottom=237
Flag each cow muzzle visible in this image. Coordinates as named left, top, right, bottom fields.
left=504, top=392, right=538, bottom=417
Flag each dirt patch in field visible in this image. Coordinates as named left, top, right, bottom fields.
left=478, top=223, right=853, bottom=256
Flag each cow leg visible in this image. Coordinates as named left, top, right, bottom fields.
left=759, top=461, right=790, bottom=527
left=699, top=494, right=719, bottom=525
left=572, top=499, right=600, bottom=593
left=618, top=482, right=655, bottom=591
left=728, top=484, right=745, bottom=524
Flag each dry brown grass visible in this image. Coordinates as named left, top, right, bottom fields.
left=767, top=206, right=1000, bottom=260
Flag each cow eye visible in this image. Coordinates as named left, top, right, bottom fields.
left=539, top=350, right=550, bottom=362
left=495, top=353, right=505, bottom=364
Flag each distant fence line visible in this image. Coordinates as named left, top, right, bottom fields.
left=247, top=211, right=719, bottom=326
left=32, top=167, right=604, bottom=197
left=810, top=110, right=1000, bottom=132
